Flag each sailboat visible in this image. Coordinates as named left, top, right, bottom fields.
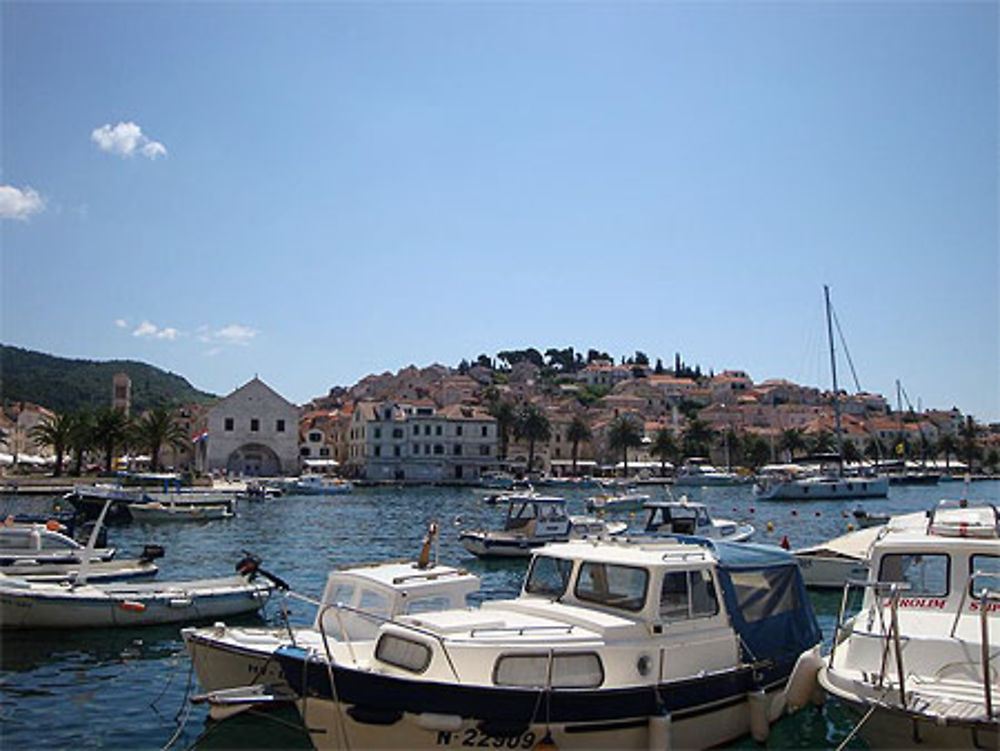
left=755, top=286, right=889, bottom=501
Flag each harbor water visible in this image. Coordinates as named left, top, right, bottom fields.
left=2, top=480, right=997, bottom=750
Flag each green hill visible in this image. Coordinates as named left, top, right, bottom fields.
left=1, top=345, right=217, bottom=414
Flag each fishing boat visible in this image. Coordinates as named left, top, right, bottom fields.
left=272, top=535, right=824, bottom=750
left=182, top=529, right=480, bottom=718
left=819, top=500, right=999, bottom=747
left=642, top=499, right=755, bottom=542
left=0, top=521, right=116, bottom=565
left=460, top=495, right=626, bottom=558
left=128, top=501, right=234, bottom=522
left=0, top=552, right=277, bottom=629
left=585, top=488, right=653, bottom=512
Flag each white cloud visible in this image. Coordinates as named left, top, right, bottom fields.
left=114, top=319, right=128, bottom=329
left=0, top=185, right=45, bottom=220
left=214, top=324, right=258, bottom=345
left=132, top=320, right=180, bottom=340
left=91, top=121, right=167, bottom=159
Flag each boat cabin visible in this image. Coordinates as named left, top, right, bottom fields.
left=643, top=501, right=713, bottom=536
left=0, top=523, right=116, bottom=565
left=502, top=495, right=570, bottom=534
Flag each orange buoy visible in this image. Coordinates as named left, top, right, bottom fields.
left=846, top=523, right=855, bottom=532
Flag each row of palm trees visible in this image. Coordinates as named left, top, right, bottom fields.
left=26, top=407, right=189, bottom=477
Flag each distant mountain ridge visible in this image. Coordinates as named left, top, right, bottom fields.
left=1, top=345, right=216, bottom=414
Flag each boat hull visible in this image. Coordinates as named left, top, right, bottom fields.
left=793, top=555, right=869, bottom=589
left=756, top=477, right=889, bottom=501
left=0, top=576, right=271, bottom=629
left=183, top=626, right=290, bottom=691
left=278, top=646, right=799, bottom=751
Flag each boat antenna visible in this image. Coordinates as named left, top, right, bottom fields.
left=824, top=285, right=845, bottom=475
left=74, top=498, right=113, bottom=588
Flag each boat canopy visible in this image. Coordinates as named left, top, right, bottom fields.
left=675, top=538, right=821, bottom=668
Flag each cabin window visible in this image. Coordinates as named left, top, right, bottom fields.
left=729, top=566, right=801, bottom=623
left=969, top=555, right=999, bottom=600
left=376, top=634, right=431, bottom=673
left=406, top=595, right=453, bottom=614
left=329, top=583, right=355, bottom=605
left=659, top=569, right=719, bottom=621
left=493, top=652, right=603, bottom=688
left=575, top=562, right=648, bottom=612
left=525, top=555, right=573, bottom=598
left=879, top=553, right=949, bottom=598
left=359, top=588, right=391, bottom=617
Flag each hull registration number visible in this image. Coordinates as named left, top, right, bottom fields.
left=436, top=729, right=537, bottom=748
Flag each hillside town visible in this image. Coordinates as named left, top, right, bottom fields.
left=3, top=349, right=998, bottom=483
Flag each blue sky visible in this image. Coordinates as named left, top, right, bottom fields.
left=2, top=2, right=997, bottom=420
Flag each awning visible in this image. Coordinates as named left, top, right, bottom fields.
left=303, top=459, right=339, bottom=467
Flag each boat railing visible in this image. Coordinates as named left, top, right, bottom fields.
left=829, top=578, right=911, bottom=666
left=468, top=624, right=574, bottom=638
left=314, top=601, right=463, bottom=681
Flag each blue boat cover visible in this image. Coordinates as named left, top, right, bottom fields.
left=672, top=536, right=821, bottom=666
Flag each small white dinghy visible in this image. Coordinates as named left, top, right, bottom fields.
left=128, top=501, right=234, bottom=523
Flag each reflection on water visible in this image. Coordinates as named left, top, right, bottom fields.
left=1, top=481, right=996, bottom=749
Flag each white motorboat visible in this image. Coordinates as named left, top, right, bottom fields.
left=673, top=459, right=751, bottom=487
left=793, top=524, right=886, bottom=589
left=642, top=499, right=755, bottom=542
left=284, top=475, right=353, bottom=495
left=0, top=552, right=276, bottom=629
left=128, top=501, right=234, bottom=523
left=460, top=495, right=627, bottom=558
left=818, top=500, right=999, bottom=747
left=0, top=522, right=116, bottom=565
left=272, top=536, right=824, bottom=750
left=182, top=552, right=480, bottom=718
left=0, top=555, right=160, bottom=584
left=585, top=489, right=653, bottom=512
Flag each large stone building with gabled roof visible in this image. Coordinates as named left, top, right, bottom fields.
left=202, top=377, right=300, bottom=476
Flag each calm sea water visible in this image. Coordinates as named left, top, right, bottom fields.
left=1, top=480, right=997, bottom=750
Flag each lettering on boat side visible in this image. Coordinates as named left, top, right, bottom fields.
left=436, top=730, right=536, bottom=747
left=883, top=597, right=947, bottom=609
left=969, top=600, right=1000, bottom=613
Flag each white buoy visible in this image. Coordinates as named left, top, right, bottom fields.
left=748, top=689, right=769, bottom=743
left=647, top=711, right=671, bottom=750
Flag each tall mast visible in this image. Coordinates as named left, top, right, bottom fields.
left=824, top=285, right=844, bottom=473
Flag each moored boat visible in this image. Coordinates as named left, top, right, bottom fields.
left=585, top=489, right=653, bottom=512
left=460, top=495, right=626, bottom=558
left=0, top=521, right=116, bottom=565
left=128, top=501, right=234, bottom=522
left=673, top=458, right=751, bottom=487
left=818, top=499, right=1000, bottom=747
left=273, top=536, right=824, bottom=750
left=642, top=498, right=755, bottom=542
left=283, top=475, right=353, bottom=495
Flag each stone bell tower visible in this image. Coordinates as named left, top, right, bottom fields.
left=112, top=372, right=132, bottom=416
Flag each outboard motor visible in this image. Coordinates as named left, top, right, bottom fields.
left=236, top=550, right=290, bottom=591
left=139, top=544, right=166, bottom=562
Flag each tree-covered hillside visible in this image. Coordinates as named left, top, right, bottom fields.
left=1, top=345, right=216, bottom=414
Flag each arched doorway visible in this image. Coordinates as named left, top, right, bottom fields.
left=226, top=443, right=282, bottom=476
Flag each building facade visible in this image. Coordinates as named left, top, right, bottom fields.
left=203, top=378, right=300, bottom=476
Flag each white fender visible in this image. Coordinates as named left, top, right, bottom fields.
left=784, top=645, right=824, bottom=713
left=748, top=689, right=769, bottom=743
left=647, top=711, right=671, bottom=751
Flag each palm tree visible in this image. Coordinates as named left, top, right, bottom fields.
left=864, top=437, right=886, bottom=468
left=566, top=416, right=591, bottom=476
left=92, top=408, right=132, bottom=473
left=810, top=430, right=836, bottom=455
left=958, top=417, right=981, bottom=472
left=28, top=412, right=73, bottom=477
left=719, top=428, right=743, bottom=470
left=742, top=433, right=772, bottom=470
left=937, top=433, right=959, bottom=472
left=514, top=403, right=551, bottom=474
left=608, top=415, right=643, bottom=477
left=650, top=429, right=679, bottom=476
left=681, top=419, right=715, bottom=459
left=841, top=440, right=862, bottom=466
left=778, top=428, right=807, bottom=463
left=488, top=400, right=517, bottom=462
left=132, top=408, right=189, bottom=472
left=68, top=412, right=94, bottom=476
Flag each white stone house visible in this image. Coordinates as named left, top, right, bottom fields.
left=203, top=378, right=300, bottom=476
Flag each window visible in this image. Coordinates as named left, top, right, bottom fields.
left=394, top=445, right=401, bottom=457
left=525, top=555, right=573, bottom=598
left=413, top=426, right=420, bottom=436
left=319, top=447, right=330, bottom=457
left=424, top=445, right=431, bottom=455
left=406, top=596, right=452, bottom=614
left=224, top=418, right=234, bottom=431
left=879, top=553, right=949, bottom=597
left=482, top=425, right=488, bottom=437
left=729, top=567, right=801, bottom=623
left=970, top=555, right=1000, bottom=600
left=390, top=427, right=402, bottom=439
left=494, top=653, right=603, bottom=688
left=374, top=428, right=382, bottom=439
left=309, top=432, right=322, bottom=442
left=480, top=445, right=490, bottom=456
left=413, top=444, right=420, bottom=454
left=456, top=425, right=463, bottom=436
left=374, top=445, right=381, bottom=457
left=250, top=418, right=259, bottom=432
left=375, top=634, right=431, bottom=673
left=276, top=419, right=285, bottom=432
left=575, top=562, right=648, bottom=612
left=434, top=444, right=444, bottom=455
left=659, top=569, right=718, bottom=621
left=435, top=425, right=442, bottom=436
left=454, top=444, right=462, bottom=456
left=424, top=425, right=431, bottom=436
left=300, top=447, right=311, bottom=456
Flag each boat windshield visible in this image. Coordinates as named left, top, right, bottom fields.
left=878, top=553, right=950, bottom=598
left=524, top=555, right=573, bottom=598
left=970, top=554, right=1000, bottom=599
